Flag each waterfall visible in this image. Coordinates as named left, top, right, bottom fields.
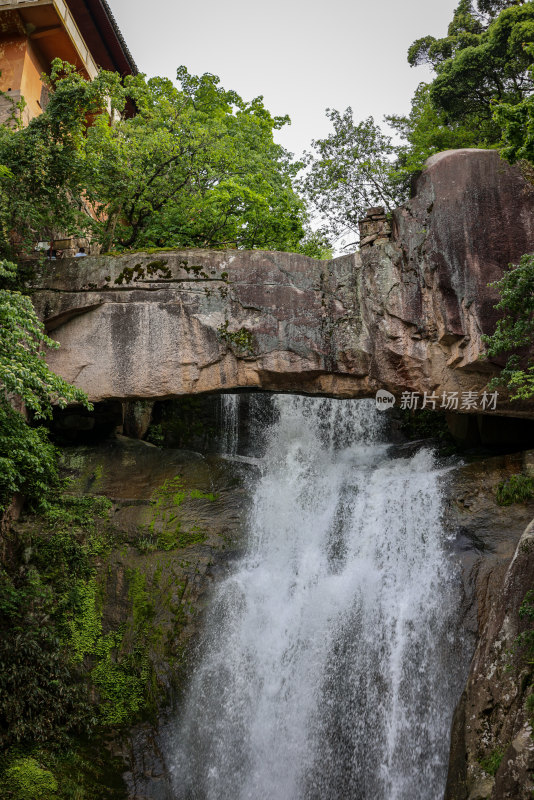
left=167, top=396, right=468, bottom=800
left=219, top=394, right=240, bottom=455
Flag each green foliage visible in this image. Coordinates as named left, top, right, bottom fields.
left=4, top=757, right=58, bottom=800
left=0, top=564, right=94, bottom=749
left=60, top=564, right=157, bottom=726
left=142, top=475, right=214, bottom=551
left=0, top=62, right=123, bottom=255
left=496, top=473, right=534, bottom=504
left=0, top=493, right=120, bottom=753
left=482, top=253, right=534, bottom=399
left=0, top=399, right=60, bottom=513
left=294, top=229, right=333, bottom=259
left=67, top=579, right=102, bottom=664
left=387, top=82, right=488, bottom=178
left=395, top=2, right=534, bottom=183
left=91, top=631, right=150, bottom=726
left=302, top=2, right=533, bottom=245
left=430, top=4, right=534, bottom=126
left=479, top=746, right=505, bottom=776
left=0, top=488, right=168, bottom=750
left=0, top=261, right=89, bottom=417
left=299, top=111, right=405, bottom=247
left=0, top=62, right=315, bottom=255
left=494, top=41, right=534, bottom=162
left=36, top=746, right=127, bottom=800
left=217, top=321, right=255, bottom=354
left=0, top=259, right=91, bottom=514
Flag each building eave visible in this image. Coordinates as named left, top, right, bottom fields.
left=65, top=0, right=138, bottom=76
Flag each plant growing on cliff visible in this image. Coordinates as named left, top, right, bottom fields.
left=482, top=253, right=534, bottom=399
left=0, top=260, right=90, bottom=512
left=3, top=757, right=59, bottom=800
left=479, top=746, right=505, bottom=776
left=495, top=472, right=534, bottom=504
left=514, top=589, right=534, bottom=725
left=217, top=321, right=255, bottom=355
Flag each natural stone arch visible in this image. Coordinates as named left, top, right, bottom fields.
left=31, top=149, right=534, bottom=419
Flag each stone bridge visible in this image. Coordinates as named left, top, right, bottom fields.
left=31, top=149, right=534, bottom=419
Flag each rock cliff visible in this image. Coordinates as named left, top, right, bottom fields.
left=31, top=149, right=534, bottom=417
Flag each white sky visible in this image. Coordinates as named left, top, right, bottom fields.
left=109, top=0, right=458, bottom=157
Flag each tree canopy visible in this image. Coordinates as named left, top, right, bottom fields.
left=298, top=111, right=404, bottom=249
left=0, top=62, right=323, bottom=257
left=393, top=1, right=534, bottom=168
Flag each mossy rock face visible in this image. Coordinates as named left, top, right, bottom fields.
left=1, top=435, right=253, bottom=799
left=4, top=758, right=58, bottom=800
left=60, top=434, right=252, bottom=697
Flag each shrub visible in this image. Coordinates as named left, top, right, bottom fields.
left=496, top=473, right=534, bottom=506
left=4, top=757, right=58, bottom=800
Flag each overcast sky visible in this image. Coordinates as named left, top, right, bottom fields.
left=109, top=0, right=458, bottom=156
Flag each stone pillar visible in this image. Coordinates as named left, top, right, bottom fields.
left=359, top=206, right=391, bottom=247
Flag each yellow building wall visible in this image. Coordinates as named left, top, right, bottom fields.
left=0, top=35, right=47, bottom=124
left=20, top=38, right=47, bottom=122
left=0, top=36, right=26, bottom=93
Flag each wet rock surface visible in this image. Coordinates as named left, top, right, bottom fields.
left=60, top=435, right=255, bottom=800
left=443, top=452, right=534, bottom=800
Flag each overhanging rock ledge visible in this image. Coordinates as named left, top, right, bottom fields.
left=30, top=149, right=534, bottom=417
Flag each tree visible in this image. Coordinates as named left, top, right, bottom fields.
left=408, top=0, right=485, bottom=70
left=0, top=259, right=89, bottom=511
left=387, top=83, right=485, bottom=178
left=492, top=41, right=534, bottom=161
left=0, top=62, right=319, bottom=256
left=0, top=63, right=122, bottom=256
left=299, top=110, right=404, bottom=247
left=387, top=1, right=534, bottom=185
left=429, top=4, right=534, bottom=128
left=482, top=254, right=534, bottom=399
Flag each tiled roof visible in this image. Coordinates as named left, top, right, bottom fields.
left=97, top=0, right=137, bottom=74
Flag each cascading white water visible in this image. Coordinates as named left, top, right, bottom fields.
left=167, top=396, right=468, bottom=800
left=219, top=394, right=240, bottom=455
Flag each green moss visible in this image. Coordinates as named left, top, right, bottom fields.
left=479, top=747, right=504, bottom=776
left=217, top=321, right=255, bottom=355
left=114, top=260, right=170, bottom=285
left=91, top=632, right=149, bottom=726
left=496, top=474, right=534, bottom=506
left=66, top=579, right=102, bottom=664
left=60, top=561, right=161, bottom=726
left=189, top=489, right=218, bottom=502
left=140, top=475, right=215, bottom=552
left=4, top=757, right=58, bottom=800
